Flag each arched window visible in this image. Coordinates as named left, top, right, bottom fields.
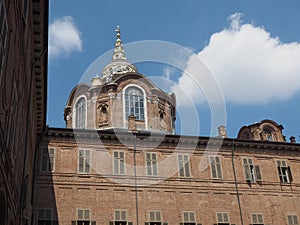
left=75, top=97, right=86, bottom=128
left=263, top=126, right=275, bottom=141
left=124, top=86, right=145, bottom=121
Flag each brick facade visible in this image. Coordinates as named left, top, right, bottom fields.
left=0, top=0, right=48, bottom=224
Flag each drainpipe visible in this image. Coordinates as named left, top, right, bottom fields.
left=231, top=140, right=244, bottom=225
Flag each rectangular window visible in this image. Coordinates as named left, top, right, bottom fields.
left=113, top=151, right=125, bottom=175
left=77, top=209, right=90, bottom=225
left=182, top=211, right=196, bottom=225
left=0, top=0, right=8, bottom=79
left=114, top=210, right=127, bottom=225
left=277, top=160, right=293, bottom=183
left=178, top=154, right=191, bottom=177
left=41, top=148, right=55, bottom=172
left=79, top=150, right=90, bottom=174
left=243, top=158, right=262, bottom=182
left=216, top=212, right=230, bottom=225
left=149, top=211, right=162, bottom=225
left=146, top=152, right=158, bottom=176
left=37, top=208, right=52, bottom=225
left=251, top=213, right=264, bottom=225
left=287, top=215, right=299, bottom=225
left=209, top=156, right=223, bottom=179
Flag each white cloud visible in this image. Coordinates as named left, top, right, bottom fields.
left=49, top=16, right=82, bottom=59
left=178, top=13, right=300, bottom=105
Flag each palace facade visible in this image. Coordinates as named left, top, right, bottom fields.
left=33, top=27, right=300, bottom=225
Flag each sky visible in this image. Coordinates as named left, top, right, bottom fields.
left=47, top=0, right=300, bottom=140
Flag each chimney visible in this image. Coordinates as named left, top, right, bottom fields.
left=290, top=136, right=296, bottom=143
left=218, top=125, right=227, bottom=138
left=128, top=115, right=137, bottom=132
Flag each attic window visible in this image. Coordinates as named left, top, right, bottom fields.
left=263, top=126, right=275, bottom=141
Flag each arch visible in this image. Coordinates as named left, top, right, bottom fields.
left=262, top=126, right=276, bottom=141
left=123, top=84, right=147, bottom=128
left=73, top=95, right=87, bottom=129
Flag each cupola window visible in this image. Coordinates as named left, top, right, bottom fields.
left=124, top=86, right=145, bottom=121
left=74, top=97, right=86, bottom=128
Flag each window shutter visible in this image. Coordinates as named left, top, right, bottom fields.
left=254, top=165, right=262, bottom=181
left=52, top=221, right=58, bottom=225
left=145, top=223, right=149, bottom=225
left=244, top=165, right=251, bottom=181
left=179, top=223, right=184, bottom=225
left=109, top=222, right=114, bottom=225
left=287, top=166, right=293, bottom=182
left=128, top=222, right=133, bottom=225
left=71, top=221, right=76, bottom=225
left=91, top=221, right=96, bottom=225
left=277, top=166, right=283, bottom=182
left=163, top=223, right=168, bottom=225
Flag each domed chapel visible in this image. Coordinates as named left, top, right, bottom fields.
left=64, top=26, right=176, bottom=134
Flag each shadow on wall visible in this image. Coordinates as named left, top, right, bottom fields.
left=0, top=189, right=6, bottom=224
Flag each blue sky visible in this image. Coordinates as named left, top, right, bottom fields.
left=47, top=0, right=300, bottom=140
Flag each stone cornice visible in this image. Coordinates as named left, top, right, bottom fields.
left=44, top=127, right=300, bottom=156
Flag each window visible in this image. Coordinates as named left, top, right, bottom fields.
left=178, top=154, right=191, bottom=177
left=209, top=156, right=223, bottom=179
left=0, top=0, right=8, bottom=79
left=113, top=151, right=125, bottom=175
left=77, top=209, right=90, bottom=225
left=251, top=213, right=264, bottom=225
left=37, top=208, right=52, bottom=225
left=263, top=126, right=275, bottom=141
left=146, top=153, right=158, bottom=176
left=79, top=150, right=90, bottom=174
left=287, top=215, right=299, bottom=225
left=149, top=211, right=162, bottom=225
left=124, top=86, right=145, bottom=121
left=41, top=148, right=55, bottom=172
left=75, top=97, right=87, bottom=129
left=216, top=212, right=230, bottom=225
left=182, top=211, right=196, bottom=225
left=243, top=158, right=261, bottom=182
left=277, top=160, right=293, bottom=183
left=114, top=210, right=127, bottom=225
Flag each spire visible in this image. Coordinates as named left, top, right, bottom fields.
left=100, top=25, right=138, bottom=82
left=112, top=25, right=127, bottom=61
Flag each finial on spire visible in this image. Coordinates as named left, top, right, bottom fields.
left=115, top=25, right=121, bottom=39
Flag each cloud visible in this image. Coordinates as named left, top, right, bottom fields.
left=178, top=13, right=300, bottom=105
left=49, top=16, right=82, bottom=59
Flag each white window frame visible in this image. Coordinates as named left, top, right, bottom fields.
left=78, top=149, right=91, bottom=174
left=149, top=210, right=162, bottom=222
left=122, top=84, right=148, bottom=129
left=216, top=212, right=230, bottom=224
left=114, top=210, right=127, bottom=222
left=243, top=158, right=262, bottom=182
left=77, top=209, right=90, bottom=224
left=287, top=214, right=299, bottom=225
left=209, top=156, right=223, bottom=179
left=277, top=160, right=293, bottom=183
left=251, top=213, right=264, bottom=225
left=178, top=154, right=191, bottom=177
left=146, top=152, right=158, bottom=176
left=41, top=147, right=55, bottom=172
left=113, top=150, right=125, bottom=175
left=73, top=95, right=87, bottom=129
left=182, top=211, right=196, bottom=224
